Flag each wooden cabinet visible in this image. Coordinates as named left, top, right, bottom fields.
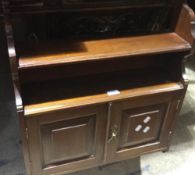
left=26, top=105, right=107, bottom=175
left=23, top=89, right=184, bottom=175
left=2, top=1, right=195, bottom=175
left=106, top=91, right=182, bottom=162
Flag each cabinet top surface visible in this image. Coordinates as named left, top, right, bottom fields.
left=24, top=82, right=183, bottom=116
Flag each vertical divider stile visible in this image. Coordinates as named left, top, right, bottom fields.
left=103, top=102, right=113, bottom=162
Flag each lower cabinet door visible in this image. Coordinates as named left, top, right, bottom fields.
left=106, top=91, right=182, bottom=162
left=26, top=104, right=107, bottom=175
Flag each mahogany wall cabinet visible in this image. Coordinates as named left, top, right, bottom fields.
left=25, top=89, right=183, bottom=175
left=1, top=0, right=195, bottom=175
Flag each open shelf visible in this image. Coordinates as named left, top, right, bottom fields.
left=17, top=33, right=191, bottom=70
left=21, top=68, right=183, bottom=116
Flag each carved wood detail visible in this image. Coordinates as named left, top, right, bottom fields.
left=2, top=1, right=194, bottom=175
left=3, top=1, right=23, bottom=111
left=42, top=9, right=171, bottom=39
left=175, top=4, right=195, bottom=85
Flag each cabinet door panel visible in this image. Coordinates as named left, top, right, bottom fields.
left=27, top=104, right=107, bottom=175
left=106, top=92, right=180, bottom=162
left=41, top=115, right=96, bottom=166
left=118, top=104, right=165, bottom=149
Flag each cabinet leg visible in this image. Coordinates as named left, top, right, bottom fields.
left=162, top=147, right=170, bottom=153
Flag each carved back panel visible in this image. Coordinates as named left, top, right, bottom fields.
left=7, top=0, right=184, bottom=41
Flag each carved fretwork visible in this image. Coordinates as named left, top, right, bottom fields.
left=21, top=7, right=173, bottom=40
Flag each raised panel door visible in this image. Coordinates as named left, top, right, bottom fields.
left=27, top=104, right=107, bottom=175
left=106, top=91, right=181, bottom=162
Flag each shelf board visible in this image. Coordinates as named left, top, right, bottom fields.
left=24, top=82, right=183, bottom=116
left=21, top=67, right=183, bottom=116
left=18, top=33, right=191, bottom=69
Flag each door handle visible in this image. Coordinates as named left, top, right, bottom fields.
left=108, top=125, right=118, bottom=143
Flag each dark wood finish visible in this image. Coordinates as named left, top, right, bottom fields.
left=22, top=69, right=183, bottom=115
left=3, top=0, right=184, bottom=15
left=118, top=104, right=164, bottom=148
left=19, top=54, right=177, bottom=83
left=176, top=4, right=195, bottom=45
left=2, top=1, right=195, bottom=175
left=18, top=33, right=190, bottom=69
left=26, top=104, right=107, bottom=175
left=24, top=82, right=183, bottom=116
left=106, top=91, right=182, bottom=162
left=175, top=4, right=195, bottom=58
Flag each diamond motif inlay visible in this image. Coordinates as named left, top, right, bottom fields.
left=135, top=125, right=143, bottom=132
left=143, top=126, right=150, bottom=133
left=143, top=116, right=151, bottom=123
left=134, top=116, right=152, bottom=134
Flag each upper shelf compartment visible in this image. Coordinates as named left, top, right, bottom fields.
left=17, top=33, right=191, bottom=70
